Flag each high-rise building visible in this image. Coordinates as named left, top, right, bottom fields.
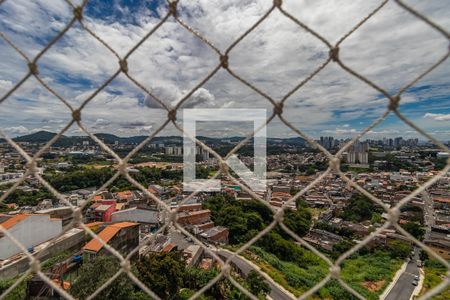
left=196, top=146, right=210, bottom=161
left=346, top=142, right=369, bottom=164
left=318, top=136, right=335, bottom=150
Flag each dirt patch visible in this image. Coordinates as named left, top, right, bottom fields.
left=362, top=279, right=385, bottom=292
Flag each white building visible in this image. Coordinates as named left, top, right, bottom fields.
left=0, top=214, right=62, bottom=259
left=437, top=152, right=449, bottom=159
left=111, top=207, right=159, bottom=224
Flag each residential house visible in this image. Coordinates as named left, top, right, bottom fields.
left=0, top=214, right=62, bottom=259
left=83, top=222, right=139, bottom=260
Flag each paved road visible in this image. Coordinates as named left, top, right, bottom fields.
left=216, top=250, right=293, bottom=300
left=385, top=250, right=420, bottom=300
left=421, top=190, right=435, bottom=239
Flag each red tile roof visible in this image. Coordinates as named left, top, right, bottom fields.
left=0, top=214, right=28, bottom=229
left=0, top=214, right=50, bottom=230
left=83, top=222, right=138, bottom=253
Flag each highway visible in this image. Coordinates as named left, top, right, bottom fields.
left=385, top=249, right=420, bottom=300
left=216, top=250, right=294, bottom=300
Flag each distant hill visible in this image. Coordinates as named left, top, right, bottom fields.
left=13, top=131, right=72, bottom=146
left=4, top=130, right=305, bottom=147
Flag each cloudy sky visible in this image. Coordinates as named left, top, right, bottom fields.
left=0, top=0, right=449, bottom=140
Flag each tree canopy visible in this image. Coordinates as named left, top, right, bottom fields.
left=340, top=194, right=382, bottom=223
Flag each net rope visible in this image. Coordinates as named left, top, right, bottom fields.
left=0, top=0, right=449, bottom=299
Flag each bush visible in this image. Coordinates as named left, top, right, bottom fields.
left=340, top=194, right=382, bottom=222
left=203, top=194, right=273, bottom=244
left=70, top=256, right=138, bottom=300
left=388, top=240, right=411, bottom=259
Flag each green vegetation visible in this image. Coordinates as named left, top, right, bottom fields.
left=420, top=260, right=450, bottom=299
left=0, top=252, right=73, bottom=299
left=204, top=193, right=312, bottom=245
left=70, top=256, right=142, bottom=300
left=339, top=251, right=403, bottom=299
left=283, top=207, right=312, bottom=237
left=388, top=241, right=411, bottom=259
left=376, top=154, right=420, bottom=172
left=3, top=188, right=54, bottom=206
left=0, top=275, right=29, bottom=300
left=340, top=194, right=383, bottom=223
left=246, top=270, right=270, bottom=297
left=69, top=252, right=269, bottom=300
left=44, top=167, right=182, bottom=192
left=247, top=246, right=327, bottom=296
left=315, top=222, right=354, bottom=239
left=136, top=252, right=186, bottom=299
left=401, top=222, right=425, bottom=240
left=341, top=165, right=373, bottom=173
left=1, top=165, right=212, bottom=207
left=431, top=157, right=447, bottom=171
left=245, top=246, right=403, bottom=300
left=203, top=193, right=273, bottom=244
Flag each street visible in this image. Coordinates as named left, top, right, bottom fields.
left=421, top=190, right=435, bottom=239
left=216, top=250, right=294, bottom=300
left=385, top=249, right=420, bottom=300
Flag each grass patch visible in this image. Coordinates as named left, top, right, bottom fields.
left=0, top=275, right=31, bottom=300
left=420, top=260, right=450, bottom=299
left=245, top=246, right=403, bottom=300
left=340, top=251, right=403, bottom=299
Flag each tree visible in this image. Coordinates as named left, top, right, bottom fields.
left=371, top=212, right=382, bottom=224
left=401, top=222, right=425, bottom=241
left=70, top=256, right=139, bottom=300
left=341, top=194, right=381, bottom=222
left=257, top=231, right=312, bottom=267
left=203, top=194, right=273, bottom=244
left=389, top=241, right=411, bottom=259
left=136, top=252, right=186, bottom=299
left=283, top=207, right=312, bottom=237
left=332, top=240, right=354, bottom=257
left=419, top=249, right=429, bottom=262
left=183, top=267, right=218, bottom=291
left=245, top=270, right=270, bottom=297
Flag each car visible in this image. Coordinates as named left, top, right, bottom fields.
left=414, top=275, right=419, bottom=280
left=412, top=280, right=418, bottom=286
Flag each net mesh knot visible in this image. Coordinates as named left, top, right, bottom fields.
left=220, top=55, right=229, bottom=69
left=28, top=62, right=39, bottom=75
left=119, top=59, right=129, bottom=73
left=73, top=6, right=83, bottom=21
left=72, top=109, right=82, bottom=122
left=329, top=47, right=340, bottom=62
left=168, top=109, right=177, bottom=121
left=388, top=96, right=400, bottom=111
left=273, top=102, right=284, bottom=115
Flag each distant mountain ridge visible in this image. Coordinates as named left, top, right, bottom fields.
left=3, top=130, right=305, bottom=146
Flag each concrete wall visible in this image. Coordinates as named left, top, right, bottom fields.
left=111, top=208, right=159, bottom=224
left=0, top=229, right=84, bottom=280
left=0, top=215, right=62, bottom=260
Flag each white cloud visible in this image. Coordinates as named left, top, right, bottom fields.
left=3, top=126, right=30, bottom=134
left=322, top=127, right=358, bottom=135
left=423, top=113, right=450, bottom=121
left=0, top=0, right=449, bottom=138
left=94, top=118, right=111, bottom=126
left=0, top=80, right=14, bottom=95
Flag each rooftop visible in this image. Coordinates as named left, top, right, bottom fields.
left=83, top=222, right=139, bottom=253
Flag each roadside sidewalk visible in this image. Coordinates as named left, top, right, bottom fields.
left=410, top=268, right=425, bottom=300
left=379, top=261, right=408, bottom=300
left=220, top=248, right=297, bottom=300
